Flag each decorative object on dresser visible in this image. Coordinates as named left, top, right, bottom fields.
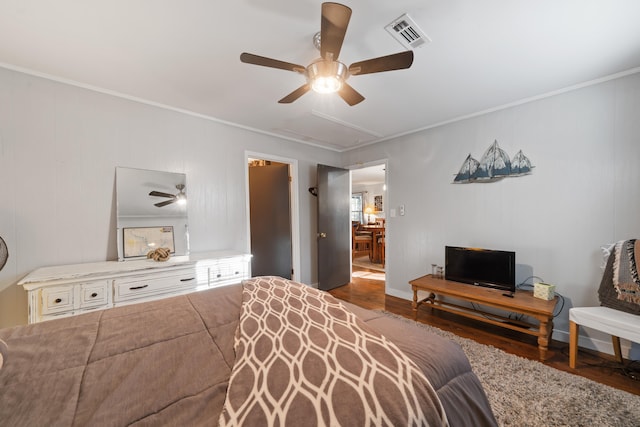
left=146, top=247, right=172, bottom=262
left=18, top=251, right=251, bottom=324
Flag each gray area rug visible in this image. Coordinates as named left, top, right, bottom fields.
left=380, top=312, right=640, bottom=427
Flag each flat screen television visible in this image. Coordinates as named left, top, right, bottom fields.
left=445, top=246, right=516, bottom=293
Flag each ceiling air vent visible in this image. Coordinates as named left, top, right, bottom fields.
left=385, top=14, right=430, bottom=49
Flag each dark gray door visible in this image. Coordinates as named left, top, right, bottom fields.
left=317, top=164, right=350, bottom=290
left=249, top=162, right=292, bottom=279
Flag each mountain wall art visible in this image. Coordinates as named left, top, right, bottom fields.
left=453, top=140, right=533, bottom=183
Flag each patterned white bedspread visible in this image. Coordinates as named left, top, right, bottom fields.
left=218, top=276, right=449, bottom=426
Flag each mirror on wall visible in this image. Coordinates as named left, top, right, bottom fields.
left=116, top=167, right=189, bottom=261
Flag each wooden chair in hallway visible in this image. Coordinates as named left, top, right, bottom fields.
left=373, top=218, right=385, bottom=266
left=352, top=222, right=372, bottom=260
left=377, top=233, right=385, bottom=267
left=354, top=222, right=372, bottom=237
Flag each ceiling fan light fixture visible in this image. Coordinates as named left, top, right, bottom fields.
left=308, top=60, right=348, bottom=94
left=176, top=184, right=186, bottom=205
left=241, top=3, right=413, bottom=106
left=312, top=76, right=342, bottom=94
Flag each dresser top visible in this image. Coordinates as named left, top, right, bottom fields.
left=18, top=250, right=251, bottom=288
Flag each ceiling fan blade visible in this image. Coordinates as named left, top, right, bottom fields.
left=337, top=83, right=365, bottom=106
left=149, top=191, right=175, bottom=198
left=154, top=199, right=176, bottom=207
left=320, top=2, right=352, bottom=61
left=278, top=84, right=311, bottom=104
left=349, top=50, right=414, bottom=76
left=240, top=52, right=306, bottom=73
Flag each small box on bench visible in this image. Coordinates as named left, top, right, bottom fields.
left=533, top=282, right=556, bottom=300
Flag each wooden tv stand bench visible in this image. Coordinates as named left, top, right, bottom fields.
left=410, top=274, right=558, bottom=361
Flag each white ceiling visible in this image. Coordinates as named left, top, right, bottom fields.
left=352, top=164, right=385, bottom=186
left=1, top=1, right=640, bottom=152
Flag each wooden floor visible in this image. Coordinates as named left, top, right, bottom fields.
left=330, top=267, right=640, bottom=396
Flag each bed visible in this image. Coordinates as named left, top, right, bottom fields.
left=0, top=276, right=497, bottom=426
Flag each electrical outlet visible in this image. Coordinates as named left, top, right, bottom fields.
left=399, top=205, right=405, bottom=216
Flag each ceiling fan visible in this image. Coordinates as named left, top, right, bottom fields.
left=240, top=2, right=414, bottom=106
left=149, top=184, right=186, bottom=207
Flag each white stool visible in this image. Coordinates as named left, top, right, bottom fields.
left=569, top=306, right=640, bottom=368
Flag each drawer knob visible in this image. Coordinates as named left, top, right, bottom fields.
left=91, top=292, right=98, bottom=298
left=217, top=274, right=222, bottom=278
left=54, top=298, right=62, bottom=303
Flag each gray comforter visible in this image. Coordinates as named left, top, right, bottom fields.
left=0, top=280, right=496, bottom=426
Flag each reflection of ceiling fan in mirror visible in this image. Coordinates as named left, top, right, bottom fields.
left=240, top=2, right=414, bottom=106
left=149, top=184, right=186, bottom=207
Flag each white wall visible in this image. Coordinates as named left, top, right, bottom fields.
left=0, top=67, right=340, bottom=327
left=342, top=72, right=640, bottom=355
left=2, top=65, right=639, bottom=357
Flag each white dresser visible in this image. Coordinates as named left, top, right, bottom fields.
left=18, top=251, right=252, bottom=324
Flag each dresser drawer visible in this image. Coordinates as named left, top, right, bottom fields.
left=80, top=281, right=110, bottom=308
left=41, top=286, right=74, bottom=315
left=209, top=260, right=247, bottom=284
left=113, top=268, right=197, bottom=302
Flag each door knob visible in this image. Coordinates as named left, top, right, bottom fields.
left=318, top=232, right=327, bottom=238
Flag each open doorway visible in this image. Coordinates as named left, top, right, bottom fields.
left=350, top=162, right=387, bottom=288
left=246, top=152, right=301, bottom=281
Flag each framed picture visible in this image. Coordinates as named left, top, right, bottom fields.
left=123, top=226, right=175, bottom=258
left=374, top=195, right=383, bottom=212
